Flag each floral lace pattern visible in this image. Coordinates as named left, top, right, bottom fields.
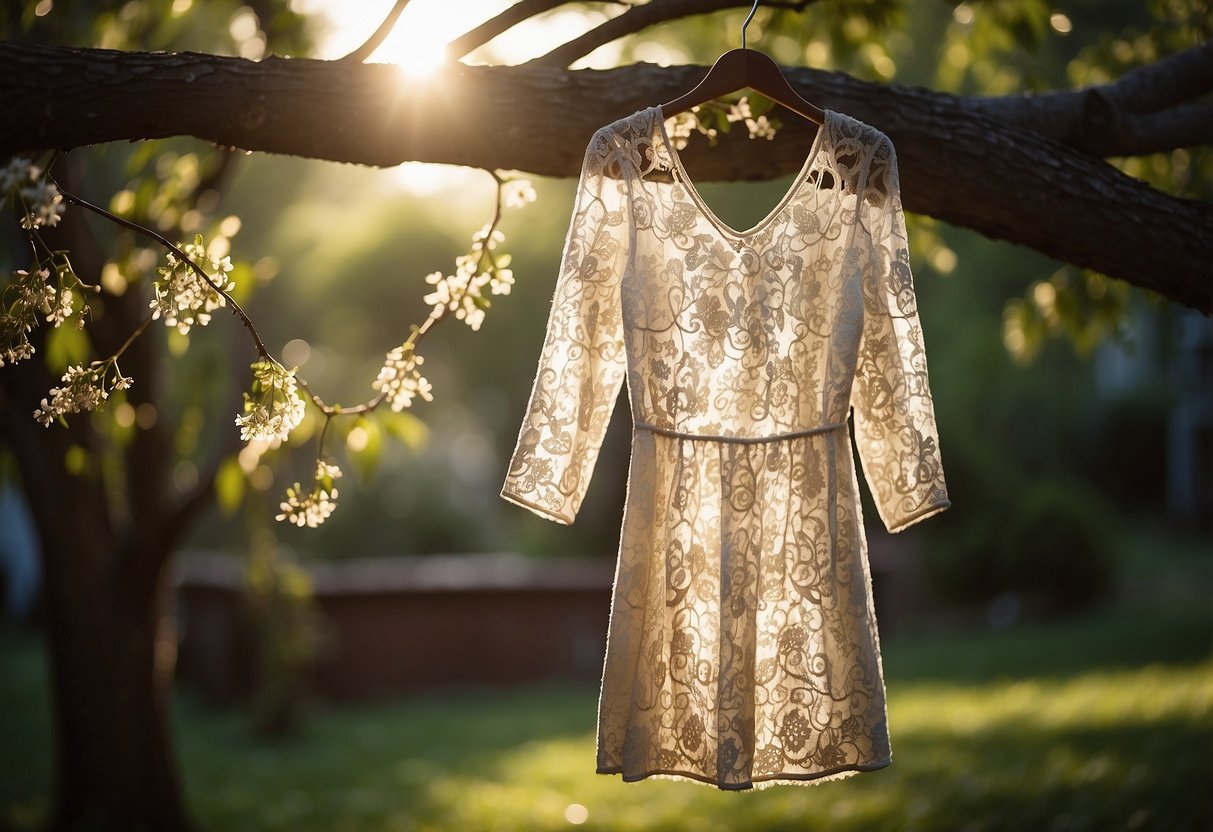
left=503, top=107, right=949, bottom=789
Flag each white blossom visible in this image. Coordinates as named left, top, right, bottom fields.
left=471, top=225, right=505, bottom=252
left=234, top=360, right=306, bottom=443
left=1, top=269, right=53, bottom=367
left=423, top=260, right=491, bottom=331
left=745, top=115, right=777, bottom=141
left=276, top=459, right=342, bottom=528
left=0, top=157, right=35, bottom=193
left=372, top=344, right=433, bottom=411
left=726, top=98, right=753, bottom=123
left=33, top=363, right=109, bottom=427
left=0, top=323, right=35, bottom=367
left=663, top=108, right=716, bottom=150
left=421, top=225, right=518, bottom=332
left=47, top=286, right=74, bottom=327
left=18, top=180, right=65, bottom=229
left=422, top=270, right=451, bottom=308
left=2, top=159, right=66, bottom=228
left=665, top=111, right=696, bottom=150
left=18, top=269, right=55, bottom=315
left=502, top=179, right=537, bottom=209
left=490, top=265, right=514, bottom=296
left=150, top=239, right=235, bottom=334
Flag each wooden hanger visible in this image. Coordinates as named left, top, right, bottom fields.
left=660, top=1, right=825, bottom=124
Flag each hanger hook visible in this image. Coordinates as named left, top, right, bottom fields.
left=741, top=0, right=760, bottom=50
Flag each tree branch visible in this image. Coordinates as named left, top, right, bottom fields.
left=446, top=0, right=571, bottom=60
left=967, top=41, right=1213, bottom=156
left=1125, top=105, right=1213, bottom=156
left=532, top=0, right=816, bottom=67
left=341, top=0, right=412, bottom=62
left=1102, top=41, right=1213, bottom=114
left=1, top=43, right=1209, bottom=312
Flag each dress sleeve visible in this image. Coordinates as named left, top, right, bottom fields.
left=851, top=136, right=951, bottom=533
left=500, top=130, right=631, bottom=525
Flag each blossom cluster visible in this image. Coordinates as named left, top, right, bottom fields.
left=276, top=459, right=342, bottom=528
left=665, top=109, right=715, bottom=150
left=423, top=226, right=515, bottom=331
left=726, top=98, right=778, bottom=141
left=1, top=265, right=80, bottom=368
left=501, top=179, right=537, bottom=209
left=372, top=342, right=433, bottom=412
left=150, top=236, right=235, bottom=334
left=234, top=360, right=306, bottom=444
left=662, top=98, right=780, bottom=150
left=1, top=157, right=65, bottom=230
left=33, top=361, right=132, bottom=427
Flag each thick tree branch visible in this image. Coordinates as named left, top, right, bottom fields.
left=969, top=41, right=1213, bottom=156
left=1, top=43, right=1209, bottom=312
left=1102, top=41, right=1213, bottom=113
left=1128, top=105, right=1213, bottom=156
left=532, top=0, right=816, bottom=67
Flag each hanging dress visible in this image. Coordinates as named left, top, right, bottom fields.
left=501, top=105, right=950, bottom=789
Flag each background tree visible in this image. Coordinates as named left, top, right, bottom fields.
left=0, top=1, right=1209, bottom=831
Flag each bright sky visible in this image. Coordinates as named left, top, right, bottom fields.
left=293, top=0, right=602, bottom=193
left=292, top=0, right=683, bottom=193
left=297, top=0, right=622, bottom=69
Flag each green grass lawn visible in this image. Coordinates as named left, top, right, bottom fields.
left=2, top=537, right=1210, bottom=832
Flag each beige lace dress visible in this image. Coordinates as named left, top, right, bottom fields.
left=501, top=106, right=950, bottom=789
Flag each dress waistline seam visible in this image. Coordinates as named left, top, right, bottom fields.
left=634, top=421, right=845, bottom=444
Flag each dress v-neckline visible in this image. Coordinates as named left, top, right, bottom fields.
left=654, top=106, right=832, bottom=246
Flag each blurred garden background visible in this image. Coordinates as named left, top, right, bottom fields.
left=1, top=0, right=1210, bottom=830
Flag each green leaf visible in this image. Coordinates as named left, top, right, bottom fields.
left=215, top=456, right=245, bottom=516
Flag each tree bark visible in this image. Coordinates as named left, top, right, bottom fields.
left=1, top=43, right=1209, bottom=312
left=0, top=361, right=192, bottom=832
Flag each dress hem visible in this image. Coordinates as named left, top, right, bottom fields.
left=596, top=758, right=892, bottom=791
left=499, top=487, right=573, bottom=526
left=887, top=499, right=951, bottom=533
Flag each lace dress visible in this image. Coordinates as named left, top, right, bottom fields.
left=501, top=106, right=950, bottom=789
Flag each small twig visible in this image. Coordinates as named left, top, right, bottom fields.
left=530, top=0, right=817, bottom=68
left=446, top=0, right=571, bottom=60
left=311, top=410, right=334, bottom=471
left=53, top=182, right=275, bottom=363
left=341, top=0, right=413, bottom=62
left=110, top=314, right=154, bottom=362
left=476, top=169, right=507, bottom=272
left=294, top=170, right=510, bottom=419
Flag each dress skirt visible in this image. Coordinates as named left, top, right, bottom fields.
left=595, top=423, right=892, bottom=790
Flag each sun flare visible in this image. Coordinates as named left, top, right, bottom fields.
left=309, top=1, right=491, bottom=74
left=301, top=0, right=638, bottom=191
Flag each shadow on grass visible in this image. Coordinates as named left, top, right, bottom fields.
left=406, top=663, right=1211, bottom=832
left=3, top=596, right=1210, bottom=832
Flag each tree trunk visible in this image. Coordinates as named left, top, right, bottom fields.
left=0, top=355, right=191, bottom=832
left=0, top=195, right=196, bottom=829
left=43, top=548, right=189, bottom=832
